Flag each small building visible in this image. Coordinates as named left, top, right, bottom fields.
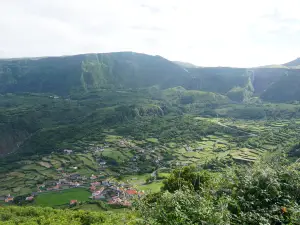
left=93, top=194, right=105, bottom=200
left=91, top=182, right=101, bottom=186
left=70, top=200, right=78, bottom=205
left=99, top=161, right=106, bottom=166
left=26, top=196, right=34, bottom=201
left=81, top=176, right=88, bottom=181
left=92, top=191, right=102, bottom=197
left=5, top=197, right=14, bottom=203
left=102, top=180, right=110, bottom=186
left=64, top=149, right=73, bottom=154
left=70, top=182, right=80, bottom=187
left=126, top=189, right=138, bottom=196
left=90, top=186, right=96, bottom=192
left=90, top=174, right=97, bottom=180
left=108, top=196, right=122, bottom=205
left=70, top=173, right=81, bottom=180
left=59, top=179, right=67, bottom=184
left=96, top=147, right=105, bottom=152
left=5, top=195, right=14, bottom=203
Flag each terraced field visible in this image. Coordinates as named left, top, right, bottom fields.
left=170, top=117, right=300, bottom=165
left=2, top=117, right=300, bottom=198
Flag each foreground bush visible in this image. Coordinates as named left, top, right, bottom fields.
left=139, top=157, right=300, bottom=225
left=0, top=206, right=138, bottom=225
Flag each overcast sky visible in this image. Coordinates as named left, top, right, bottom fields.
left=1, top=0, right=300, bottom=67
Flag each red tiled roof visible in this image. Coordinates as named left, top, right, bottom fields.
left=5, top=198, right=14, bottom=202
left=126, top=189, right=138, bottom=195
left=90, top=186, right=96, bottom=191
left=70, top=200, right=78, bottom=204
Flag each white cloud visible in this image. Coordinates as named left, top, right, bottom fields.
left=0, top=0, right=300, bottom=67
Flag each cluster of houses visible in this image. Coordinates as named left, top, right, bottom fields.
left=37, top=171, right=104, bottom=192
left=2, top=194, right=35, bottom=203
left=2, top=142, right=151, bottom=206
left=33, top=167, right=142, bottom=207
left=89, top=178, right=144, bottom=207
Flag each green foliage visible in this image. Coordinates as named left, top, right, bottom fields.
left=35, top=188, right=90, bottom=207
left=2, top=53, right=300, bottom=104
left=0, top=206, right=105, bottom=225
left=3, top=52, right=300, bottom=225
left=226, top=77, right=254, bottom=102
left=139, top=189, right=230, bottom=225
left=226, top=86, right=245, bottom=102
left=162, top=166, right=211, bottom=193
left=0, top=206, right=138, bottom=225
left=260, top=70, right=300, bottom=102
left=139, top=156, right=300, bottom=225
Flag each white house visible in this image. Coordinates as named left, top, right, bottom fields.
left=64, top=149, right=73, bottom=154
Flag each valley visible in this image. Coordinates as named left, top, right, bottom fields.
left=1, top=114, right=300, bottom=210
left=1, top=52, right=300, bottom=224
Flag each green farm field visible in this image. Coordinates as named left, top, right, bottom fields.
left=35, top=188, right=91, bottom=207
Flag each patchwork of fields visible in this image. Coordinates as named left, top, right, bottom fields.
left=1, top=116, right=300, bottom=207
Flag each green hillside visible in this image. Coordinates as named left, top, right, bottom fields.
left=2, top=52, right=300, bottom=103
left=261, top=70, right=300, bottom=102
left=2, top=52, right=300, bottom=225
left=0, top=52, right=188, bottom=95
left=2, top=52, right=300, bottom=157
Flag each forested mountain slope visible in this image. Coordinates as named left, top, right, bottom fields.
left=1, top=52, right=300, bottom=157
left=0, top=52, right=189, bottom=95
left=1, top=52, right=300, bottom=103
left=2, top=53, right=300, bottom=225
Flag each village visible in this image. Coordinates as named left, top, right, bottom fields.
left=2, top=140, right=148, bottom=207
left=1, top=135, right=218, bottom=206
left=3, top=165, right=144, bottom=207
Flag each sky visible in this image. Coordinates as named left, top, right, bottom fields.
left=1, top=0, right=300, bottom=67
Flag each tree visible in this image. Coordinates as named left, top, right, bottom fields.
left=139, top=189, right=230, bottom=225
left=162, top=166, right=211, bottom=193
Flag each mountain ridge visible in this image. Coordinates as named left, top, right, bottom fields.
left=1, top=51, right=300, bottom=102
left=283, top=57, right=300, bottom=67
